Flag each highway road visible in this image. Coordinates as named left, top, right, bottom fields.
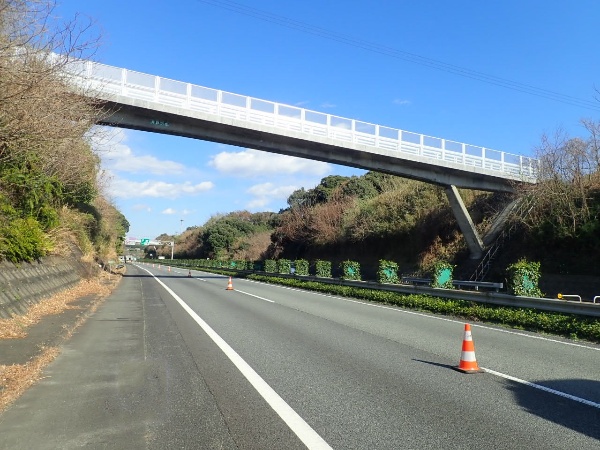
left=0, top=263, right=598, bottom=449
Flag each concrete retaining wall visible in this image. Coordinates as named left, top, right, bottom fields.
left=0, top=254, right=91, bottom=319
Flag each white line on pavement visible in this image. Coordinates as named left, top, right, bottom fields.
left=139, top=266, right=332, bottom=450
left=235, top=289, right=275, bottom=303
left=482, top=368, right=600, bottom=409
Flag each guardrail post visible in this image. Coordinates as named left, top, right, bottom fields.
left=154, top=76, right=160, bottom=102
left=519, top=155, right=523, bottom=176
left=120, top=68, right=127, bottom=94
left=186, top=83, right=192, bottom=108
left=217, top=90, right=223, bottom=116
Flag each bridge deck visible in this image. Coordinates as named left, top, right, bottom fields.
left=66, top=58, right=537, bottom=191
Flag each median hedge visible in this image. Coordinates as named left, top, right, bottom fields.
left=246, top=274, right=600, bottom=343
left=146, top=261, right=600, bottom=343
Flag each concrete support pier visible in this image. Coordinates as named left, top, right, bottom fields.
left=444, top=185, right=484, bottom=259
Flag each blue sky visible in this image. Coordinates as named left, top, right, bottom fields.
left=54, top=1, right=600, bottom=240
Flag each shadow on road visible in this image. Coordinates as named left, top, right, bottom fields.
left=505, top=378, right=600, bottom=440
left=413, top=358, right=599, bottom=439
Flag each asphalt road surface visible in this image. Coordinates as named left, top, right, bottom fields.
left=1, top=263, right=598, bottom=449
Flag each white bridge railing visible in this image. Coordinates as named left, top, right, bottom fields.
left=67, top=59, right=538, bottom=182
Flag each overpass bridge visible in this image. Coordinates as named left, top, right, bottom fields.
left=65, top=58, right=538, bottom=259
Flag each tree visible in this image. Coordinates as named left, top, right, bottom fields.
left=0, top=1, right=127, bottom=262
left=515, top=121, right=600, bottom=270
left=525, top=125, right=600, bottom=238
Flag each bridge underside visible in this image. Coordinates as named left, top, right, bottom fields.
left=97, top=97, right=521, bottom=258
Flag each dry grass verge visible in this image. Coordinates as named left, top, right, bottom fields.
left=0, top=273, right=121, bottom=412
left=0, top=347, right=60, bottom=411
left=0, top=277, right=115, bottom=339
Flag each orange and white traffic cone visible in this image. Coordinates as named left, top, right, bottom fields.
left=226, top=277, right=234, bottom=291
left=454, top=324, right=484, bottom=373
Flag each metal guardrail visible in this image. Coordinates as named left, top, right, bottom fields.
left=401, top=277, right=503, bottom=292
left=63, top=57, right=538, bottom=183
left=452, top=280, right=503, bottom=292
left=558, top=294, right=582, bottom=303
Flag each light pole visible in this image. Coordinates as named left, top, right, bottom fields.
left=172, top=219, right=183, bottom=261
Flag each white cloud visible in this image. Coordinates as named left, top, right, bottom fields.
left=162, top=208, right=177, bottom=215
left=132, top=204, right=152, bottom=212
left=393, top=99, right=411, bottom=106
left=107, top=176, right=214, bottom=199
left=209, top=149, right=330, bottom=178
left=321, top=102, right=336, bottom=108
left=246, top=182, right=298, bottom=209
left=90, top=127, right=185, bottom=175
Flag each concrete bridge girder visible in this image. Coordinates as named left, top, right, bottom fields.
left=97, top=97, right=518, bottom=193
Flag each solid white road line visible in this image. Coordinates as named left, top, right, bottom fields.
left=482, top=368, right=600, bottom=409
left=235, top=289, right=275, bottom=303
left=139, top=266, right=332, bottom=450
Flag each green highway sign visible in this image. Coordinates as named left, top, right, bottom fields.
left=140, top=238, right=150, bottom=245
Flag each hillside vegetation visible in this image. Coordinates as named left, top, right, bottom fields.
left=0, top=1, right=127, bottom=264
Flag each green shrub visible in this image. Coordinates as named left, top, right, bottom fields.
left=0, top=217, right=52, bottom=262
left=341, top=260, right=361, bottom=281
left=295, top=259, right=309, bottom=276
left=315, top=259, right=332, bottom=278
left=264, top=259, right=276, bottom=273
left=506, top=259, right=543, bottom=297
left=377, top=260, right=399, bottom=283
left=278, top=259, right=292, bottom=274
left=37, top=205, right=60, bottom=230
left=431, top=261, right=454, bottom=289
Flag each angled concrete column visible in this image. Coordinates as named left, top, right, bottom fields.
left=444, top=185, right=484, bottom=259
